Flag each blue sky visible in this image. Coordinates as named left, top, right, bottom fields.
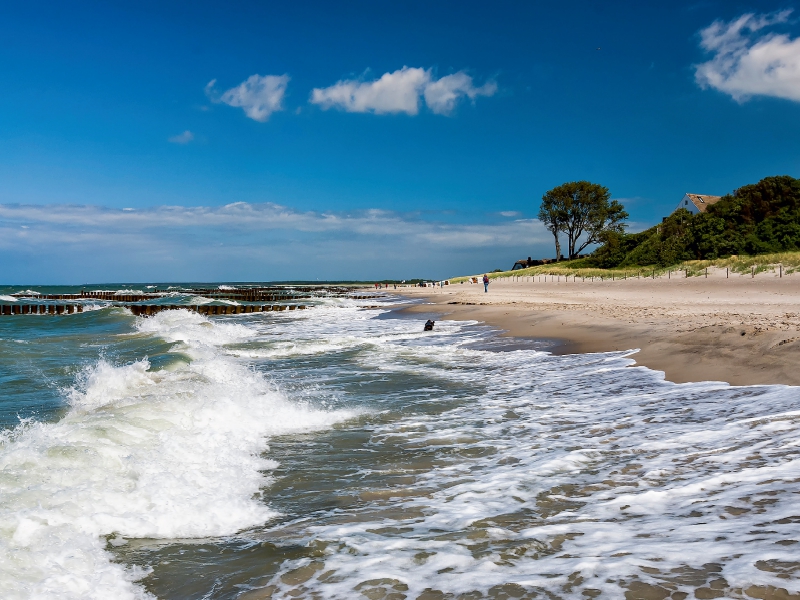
left=2, top=0, right=800, bottom=283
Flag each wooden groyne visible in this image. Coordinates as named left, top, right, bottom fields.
left=0, top=304, right=308, bottom=316
left=11, top=289, right=376, bottom=302
left=1, top=287, right=383, bottom=317
left=128, top=304, right=307, bottom=316
left=1, top=304, right=84, bottom=315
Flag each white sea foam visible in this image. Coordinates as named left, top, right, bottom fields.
left=5, top=297, right=799, bottom=598
left=0, top=309, right=357, bottom=600
left=80, top=303, right=112, bottom=312
left=0, top=295, right=18, bottom=302
left=185, top=295, right=240, bottom=305
left=235, top=303, right=800, bottom=599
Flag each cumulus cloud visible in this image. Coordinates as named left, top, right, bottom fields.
left=423, top=72, right=498, bottom=115
left=310, top=67, right=496, bottom=115
left=206, top=74, right=290, bottom=121
left=695, top=9, right=800, bottom=102
left=310, top=67, right=429, bottom=115
left=168, top=130, right=194, bottom=144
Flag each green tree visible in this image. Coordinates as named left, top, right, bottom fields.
left=538, top=193, right=567, bottom=261
left=540, top=181, right=628, bottom=259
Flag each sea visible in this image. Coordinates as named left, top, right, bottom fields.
left=0, top=284, right=798, bottom=600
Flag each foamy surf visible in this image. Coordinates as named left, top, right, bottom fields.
left=255, top=343, right=800, bottom=599
left=0, top=309, right=357, bottom=600
left=1, top=291, right=798, bottom=599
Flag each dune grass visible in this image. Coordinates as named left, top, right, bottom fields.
left=449, top=251, right=800, bottom=283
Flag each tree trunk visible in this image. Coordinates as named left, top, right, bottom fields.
left=553, top=232, right=561, bottom=262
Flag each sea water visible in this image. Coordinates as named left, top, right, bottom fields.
left=0, top=285, right=798, bottom=599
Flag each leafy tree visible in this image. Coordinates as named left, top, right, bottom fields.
left=537, top=194, right=566, bottom=261
left=540, top=181, right=628, bottom=260
left=587, top=175, right=800, bottom=267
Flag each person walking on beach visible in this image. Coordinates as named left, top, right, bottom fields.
left=483, top=274, right=489, bottom=293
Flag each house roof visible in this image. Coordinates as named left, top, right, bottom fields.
left=685, top=193, right=723, bottom=213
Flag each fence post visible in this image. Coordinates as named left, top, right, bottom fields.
left=726, top=267, right=729, bottom=279
left=780, top=264, right=782, bottom=278
left=752, top=265, right=755, bottom=278
left=705, top=268, right=708, bottom=278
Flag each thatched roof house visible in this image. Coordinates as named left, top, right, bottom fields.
left=674, top=193, right=723, bottom=215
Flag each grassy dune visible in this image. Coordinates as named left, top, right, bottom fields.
left=450, top=251, right=800, bottom=283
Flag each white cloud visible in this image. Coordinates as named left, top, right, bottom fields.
left=310, top=67, right=430, bottom=115
left=168, top=130, right=194, bottom=144
left=310, top=67, right=497, bottom=115
left=695, top=9, right=800, bottom=102
left=423, top=72, right=498, bottom=115
left=0, top=202, right=542, bottom=246
left=206, top=74, right=290, bottom=121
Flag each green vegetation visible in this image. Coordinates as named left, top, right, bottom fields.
left=449, top=251, right=800, bottom=283
left=451, top=175, right=800, bottom=283
left=590, top=175, right=800, bottom=268
left=538, top=181, right=628, bottom=260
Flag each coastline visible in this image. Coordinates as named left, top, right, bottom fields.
left=391, top=274, right=800, bottom=386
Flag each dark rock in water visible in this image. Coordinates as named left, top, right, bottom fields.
left=424, top=320, right=435, bottom=331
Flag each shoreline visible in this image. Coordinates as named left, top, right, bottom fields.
left=390, top=275, right=800, bottom=386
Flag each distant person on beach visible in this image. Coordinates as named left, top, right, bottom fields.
left=483, top=274, right=489, bottom=293
left=424, top=319, right=435, bottom=331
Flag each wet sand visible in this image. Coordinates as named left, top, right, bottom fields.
left=393, top=272, right=800, bottom=386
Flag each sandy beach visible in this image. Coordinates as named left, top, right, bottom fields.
left=396, top=271, right=800, bottom=386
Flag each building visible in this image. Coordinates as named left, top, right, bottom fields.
left=673, top=193, right=723, bottom=215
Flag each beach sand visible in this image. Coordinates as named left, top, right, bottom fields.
left=394, top=271, right=800, bottom=386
